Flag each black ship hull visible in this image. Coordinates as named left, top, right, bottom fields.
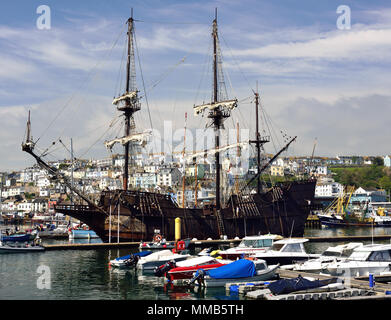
left=55, top=179, right=317, bottom=242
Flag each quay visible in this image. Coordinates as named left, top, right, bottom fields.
left=43, top=234, right=391, bottom=250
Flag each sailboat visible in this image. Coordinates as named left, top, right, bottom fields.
left=22, top=10, right=317, bottom=242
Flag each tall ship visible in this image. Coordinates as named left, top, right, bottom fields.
left=22, top=10, right=317, bottom=242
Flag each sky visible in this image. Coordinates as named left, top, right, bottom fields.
left=1, top=0, right=391, bottom=171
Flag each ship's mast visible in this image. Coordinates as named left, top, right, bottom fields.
left=255, top=87, right=261, bottom=194
left=117, top=9, right=140, bottom=190
left=249, top=83, right=270, bottom=194
left=209, top=9, right=227, bottom=210
left=193, top=9, right=237, bottom=210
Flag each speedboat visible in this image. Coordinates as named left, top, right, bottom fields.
left=251, top=238, right=320, bottom=266
left=189, top=258, right=279, bottom=288
left=136, top=249, right=191, bottom=272
left=320, top=243, right=391, bottom=277
left=156, top=255, right=231, bottom=280
left=218, top=234, right=283, bottom=260
left=109, top=251, right=153, bottom=268
left=281, top=242, right=363, bottom=273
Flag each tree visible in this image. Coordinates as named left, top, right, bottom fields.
left=373, top=157, right=384, bottom=167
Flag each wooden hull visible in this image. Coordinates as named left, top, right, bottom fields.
left=55, top=179, right=317, bottom=242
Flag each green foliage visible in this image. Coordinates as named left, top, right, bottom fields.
left=331, top=164, right=391, bottom=193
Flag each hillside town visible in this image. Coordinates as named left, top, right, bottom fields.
left=1, top=153, right=389, bottom=222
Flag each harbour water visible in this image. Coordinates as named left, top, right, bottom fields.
left=2, top=226, right=391, bottom=300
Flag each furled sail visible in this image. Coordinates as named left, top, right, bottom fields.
left=112, top=91, right=138, bottom=105
left=184, top=141, right=248, bottom=162
left=193, top=99, right=238, bottom=116
left=104, top=129, right=152, bottom=150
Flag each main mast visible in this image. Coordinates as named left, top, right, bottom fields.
left=116, top=9, right=140, bottom=190
left=209, top=9, right=225, bottom=210
left=193, top=9, right=238, bottom=210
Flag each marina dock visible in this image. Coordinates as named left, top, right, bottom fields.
left=43, top=234, right=391, bottom=250
left=231, top=269, right=391, bottom=300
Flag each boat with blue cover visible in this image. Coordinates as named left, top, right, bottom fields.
left=1, top=233, right=33, bottom=242
left=190, top=258, right=279, bottom=287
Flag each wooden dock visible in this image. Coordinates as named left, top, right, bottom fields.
left=42, top=234, right=391, bottom=251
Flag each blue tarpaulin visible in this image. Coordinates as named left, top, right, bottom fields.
left=205, top=259, right=256, bottom=279
left=116, top=251, right=152, bottom=261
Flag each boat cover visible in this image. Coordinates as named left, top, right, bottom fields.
left=267, top=275, right=338, bottom=295
left=116, top=251, right=152, bottom=261
left=1, top=234, right=31, bottom=242
left=205, top=259, right=256, bottom=279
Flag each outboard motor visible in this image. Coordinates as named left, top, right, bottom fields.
left=124, top=254, right=140, bottom=268
left=188, top=268, right=205, bottom=287
left=154, top=260, right=177, bottom=277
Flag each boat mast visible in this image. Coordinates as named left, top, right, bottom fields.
left=254, top=85, right=261, bottom=194
left=118, top=8, right=140, bottom=191
left=210, top=9, right=224, bottom=210
left=249, top=82, right=269, bottom=194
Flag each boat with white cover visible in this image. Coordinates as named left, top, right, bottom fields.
left=136, top=249, right=191, bottom=272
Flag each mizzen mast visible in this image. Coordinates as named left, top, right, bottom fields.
left=113, top=9, right=141, bottom=191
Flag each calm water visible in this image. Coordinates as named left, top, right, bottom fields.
left=1, top=226, right=391, bottom=300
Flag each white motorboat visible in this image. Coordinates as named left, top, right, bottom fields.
left=218, top=234, right=283, bottom=260
left=321, top=244, right=391, bottom=277
left=281, top=242, right=363, bottom=273
left=136, top=249, right=191, bottom=272
left=251, top=238, right=320, bottom=266
left=190, top=258, right=279, bottom=288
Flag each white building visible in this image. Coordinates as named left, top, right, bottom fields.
left=315, top=181, right=343, bottom=197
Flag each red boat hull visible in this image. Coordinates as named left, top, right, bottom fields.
left=168, top=263, right=226, bottom=281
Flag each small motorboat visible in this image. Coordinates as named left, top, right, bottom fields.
left=251, top=238, right=320, bottom=266
left=155, top=255, right=231, bottom=280
left=136, top=249, right=191, bottom=272
left=109, top=251, right=153, bottom=268
left=281, top=242, right=363, bottom=273
left=0, top=238, right=45, bottom=254
left=189, top=258, right=279, bottom=288
left=218, top=234, right=283, bottom=260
